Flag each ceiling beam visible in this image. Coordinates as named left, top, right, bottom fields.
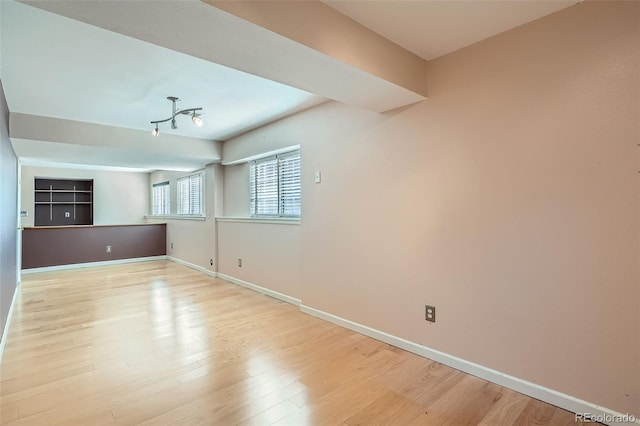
left=20, top=0, right=426, bottom=112
left=10, top=113, right=222, bottom=171
left=205, top=0, right=429, bottom=98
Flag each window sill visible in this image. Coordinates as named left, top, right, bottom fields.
left=145, top=215, right=206, bottom=221
left=216, top=217, right=301, bottom=225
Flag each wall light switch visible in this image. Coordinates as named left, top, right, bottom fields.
left=315, top=171, right=321, bottom=184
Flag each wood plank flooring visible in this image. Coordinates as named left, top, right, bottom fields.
left=0, top=260, right=587, bottom=425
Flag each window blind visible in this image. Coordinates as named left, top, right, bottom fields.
left=152, top=181, right=170, bottom=215
left=279, top=151, right=301, bottom=217
left=250, top=156, right=279, bottom=216
left=250, top=151, right=300, bottom=217
left=177, top=172, right=203, bottom=215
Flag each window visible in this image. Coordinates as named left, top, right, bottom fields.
left=151, top=181, right=170, bottom=216
left=177, top=172, right=203, bottom=216
left=250, top=151, right=301, bottom=217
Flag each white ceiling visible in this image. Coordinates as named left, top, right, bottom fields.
left=1, top=0, right=578, bottom=172
left=1, top=1, right=325, bottom=141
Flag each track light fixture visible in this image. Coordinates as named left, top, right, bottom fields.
left=150, top=96, right=203, bottom=136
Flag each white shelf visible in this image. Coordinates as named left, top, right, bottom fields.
left=35, top=190, right=92, bottom=193
left=35, top=202, right=92, bottom=205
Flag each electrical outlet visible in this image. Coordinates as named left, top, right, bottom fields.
left=238, top=258, right=242, bottom=267
left=106, top=245, right=112, bottom=253
left=170, top=242, right=174, bottom=249
left=210, top=258, right=213, bottom=266
left=65, top=212, right=70, bottom=218
left=425, top=305, right=436, bottom=323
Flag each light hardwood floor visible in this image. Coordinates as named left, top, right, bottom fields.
left=1, top=260, right=587, bottom=425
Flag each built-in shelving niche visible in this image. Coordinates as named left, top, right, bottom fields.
left=34, top=178, right=93, bottom=226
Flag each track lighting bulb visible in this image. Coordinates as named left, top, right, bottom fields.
left=152, top=124, right=159, bottom=136
left=192, top=112, right=203, bottom=127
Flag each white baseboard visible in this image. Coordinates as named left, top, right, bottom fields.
left=166, top=259, right=301, bottom=307
left=21, top=256, right=168, bottom=275
left=217, top=273, right=301, bottom=306
left=0, top=282, right=21, bottom=365
left=167, top=256, right=301, bottom=306
left=167, top=256, right=217, bottom=279
left=300, top=304, right=639, bottom=426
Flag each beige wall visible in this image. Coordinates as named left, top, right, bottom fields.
left=151, top=218, right=215, bottom=271
left=220, top=1, right=639, bottom=416
left=146, top=163, right=222, bottom=272
left=223, top=163, right=249, bottom=217
left=219, top=161, right=301, bottom=298
left=217, top=220, right=301, bottom=299
left=21, top=165, right=149, bottom=228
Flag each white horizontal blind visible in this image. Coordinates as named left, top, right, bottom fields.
left=189, top=173, right=202, bottom=215
left=177, top=177, right=189, bottom=215
left=152, top=181, right=170, bottom=215
left=250, top=156, right=279, bottom=216
left=250, top=150, right=300, bottom=217
left=177, top=172, right=203, bottom=216
left=279, top=151, right=301, bottom=217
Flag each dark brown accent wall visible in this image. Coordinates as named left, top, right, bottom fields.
left=22, top=224, right=166, bottom=269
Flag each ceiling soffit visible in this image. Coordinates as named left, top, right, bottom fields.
left=21, top=0, right=428, bottom=112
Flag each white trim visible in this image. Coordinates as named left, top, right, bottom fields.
left=20, top=159, right=153, bottom=173
left=222, top=145, right=301, bottom=166
left=0, top=282, right=21, bottom=364
left=217, top=273, right=301, bottom=306
left=216, top=217, right=300, bottom=226
left=21, top=256, right=167, bottom=274
left=144, top=215, right=206, bottom=221
left=166, top=256, right=217, bottom=278
left=166, top=258, right=301, bottom=306
left=299, top=305, right=639, bottom=426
